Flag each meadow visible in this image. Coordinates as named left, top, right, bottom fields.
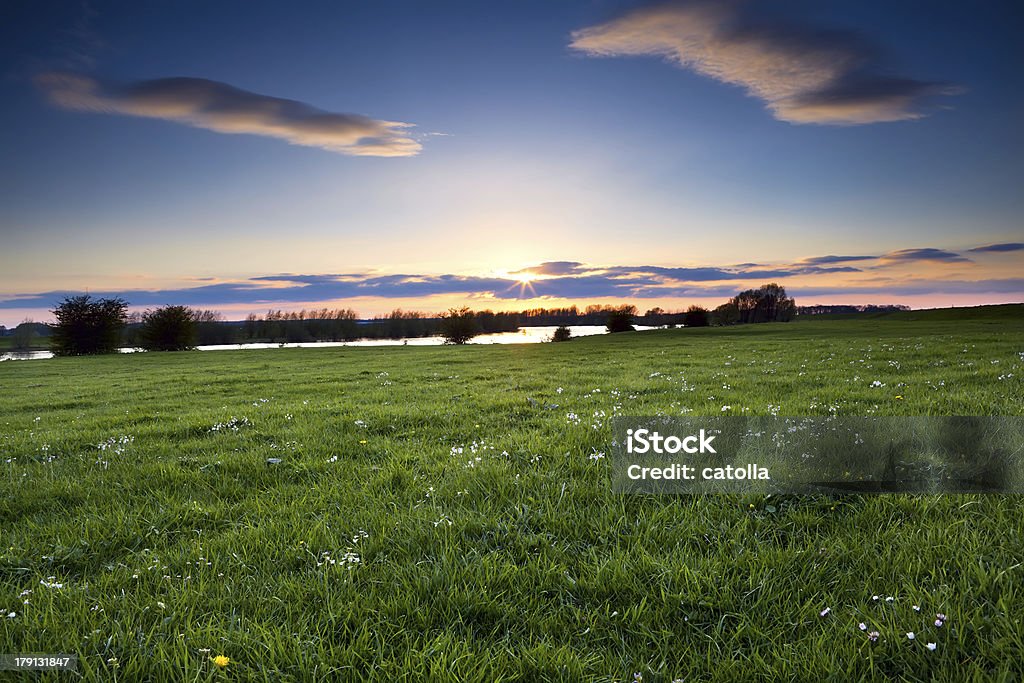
left=1, top=305, right=1022, bottom=681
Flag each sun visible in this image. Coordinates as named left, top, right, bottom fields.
left=500, top=269, right=540, bottom=297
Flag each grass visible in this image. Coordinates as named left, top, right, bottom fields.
left=1, top=307, right=1023, bottom=681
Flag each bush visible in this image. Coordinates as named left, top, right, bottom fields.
left=551, top=325, right=572, bottom=342
left=51, top=295, right=129, bottom=356
left=440, top=307, right=479, bottom=344
left=140, top=306, right=198, bottom=351
left=683, top=305, right=709, bottom=327
left=11, top=321, right=40, bottom=351
left=605, top=307, right=636, bottom=333
left=711, top=302, right=739, bottom=326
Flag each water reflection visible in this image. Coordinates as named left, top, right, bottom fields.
left=1, top=325, right=660, bottom=361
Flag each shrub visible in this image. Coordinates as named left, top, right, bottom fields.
left=11, top=321, right=40, bottom=351
left=140, top=305, right=198, bottom=351
left=605, top=307, right=636, bottom=333
left=51, top=295, right=129, bottom=356
left=683, top=305, right=710, bottom=327
left=551, top=325, right=572, bottom=342
left=711, top=301, right=740, bottom=326
left=440, top=307, right=479, bottom=344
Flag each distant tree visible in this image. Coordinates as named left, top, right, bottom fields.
left=139, top=305, right=197, bottom=351
left=551, top=325, right=573, bottom=342
left=192, top=309, right=237, bottom=345
left=711, top=301, right=740, bottom=326
left=683, top=305, right=710, bottom=327
left=440, top=307, right=479, bottom=344
left=51, top=295, right=129, bottom=356
left=605, top=305, right=636, bottom=333
left=11, top=320, right=39, bottom=351
left=730, top=283, right=796, bottom=323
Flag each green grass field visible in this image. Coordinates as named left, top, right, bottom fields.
left=2, top=307, right=1023, bottom=681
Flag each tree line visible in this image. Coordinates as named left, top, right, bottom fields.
left=30, top=283, right=798, bottom=355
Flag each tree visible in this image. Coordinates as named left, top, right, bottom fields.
left=683, top=305, right=709, bottom=327
left=551, top=325, right=573, bottom=342
left=11, top=320, right=40, bottom=351
left=439, top=307, right=479, bottom=344
left=730, top=283, right=796, bottom=323
left=139, top=305, right=197, bottom=351
left=51, top=295, right=129, bottom=356
left=605, top=305, right=636, bottom=333
left=192, top=309, right=237, bottom=345
left=711, top=301, right=739, bottom=326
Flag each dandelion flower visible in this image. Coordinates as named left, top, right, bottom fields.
left=895, top=395, right=904, bottom=400
left=358, top=439, right=367, bottom=445
left=211, top=655, right=230, bottom=668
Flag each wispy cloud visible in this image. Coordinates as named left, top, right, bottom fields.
left=36, top=73, right=422, bottom=156
left=512, top=261, right=587, bottom=277
left=2, top=242, right=1018, bottom=312
left=879, top=248, right=970, bottom=263
left=968, top=242, right=1024, bottom=253
left=3, top=273, right=1019, bottom=311
left=570, top=0, right=959, bottom=125
left=800, top=254, right=879, bottom=265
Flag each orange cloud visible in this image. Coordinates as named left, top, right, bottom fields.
left=37, top=72, right=422, bottom=157
left=570, top=1, right=959, bottom=125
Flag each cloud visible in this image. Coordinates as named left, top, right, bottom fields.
left=512, top=261, right=588, bottom=276
left=3, top=270, right=1019, bottom=311
left=788, top=279, right=1024, bottom=298
left=968, top=243, right=1024, bottom=253
left=36, top=72, right=422, bottom=156
left=569, top=1, right=959, bottom=125
left=3, top=241, right=1018, bottom=312
left=800, top=254, right=879, bottom=265
left=879, top=248, right=970, bottom=263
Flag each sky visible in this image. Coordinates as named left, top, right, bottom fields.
left=1, top=0, right=1022, bottom=326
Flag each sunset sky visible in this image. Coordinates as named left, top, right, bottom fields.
left=1, top=0, right=1022, bottom=326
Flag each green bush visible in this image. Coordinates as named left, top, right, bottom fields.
left=440, top=307, right=480, bottom=344
left=140, top=305, right=198, bottom=351
left=605, top=306, right=636, bottom=333
left=51, top=295, right=128, bottom=356
left=551, top=325, right=572, bottom=342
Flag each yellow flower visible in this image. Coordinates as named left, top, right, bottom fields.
left=359, top=439, right=367, bottom=444
left=895, top=395, right=903, bottom=399
left=211, top=655, right=230, bottom=668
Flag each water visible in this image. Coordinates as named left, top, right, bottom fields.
left=0, top=325, right=661, bottom=361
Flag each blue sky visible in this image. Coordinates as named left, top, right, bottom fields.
left=1, top=0, right=1021, bottom=325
